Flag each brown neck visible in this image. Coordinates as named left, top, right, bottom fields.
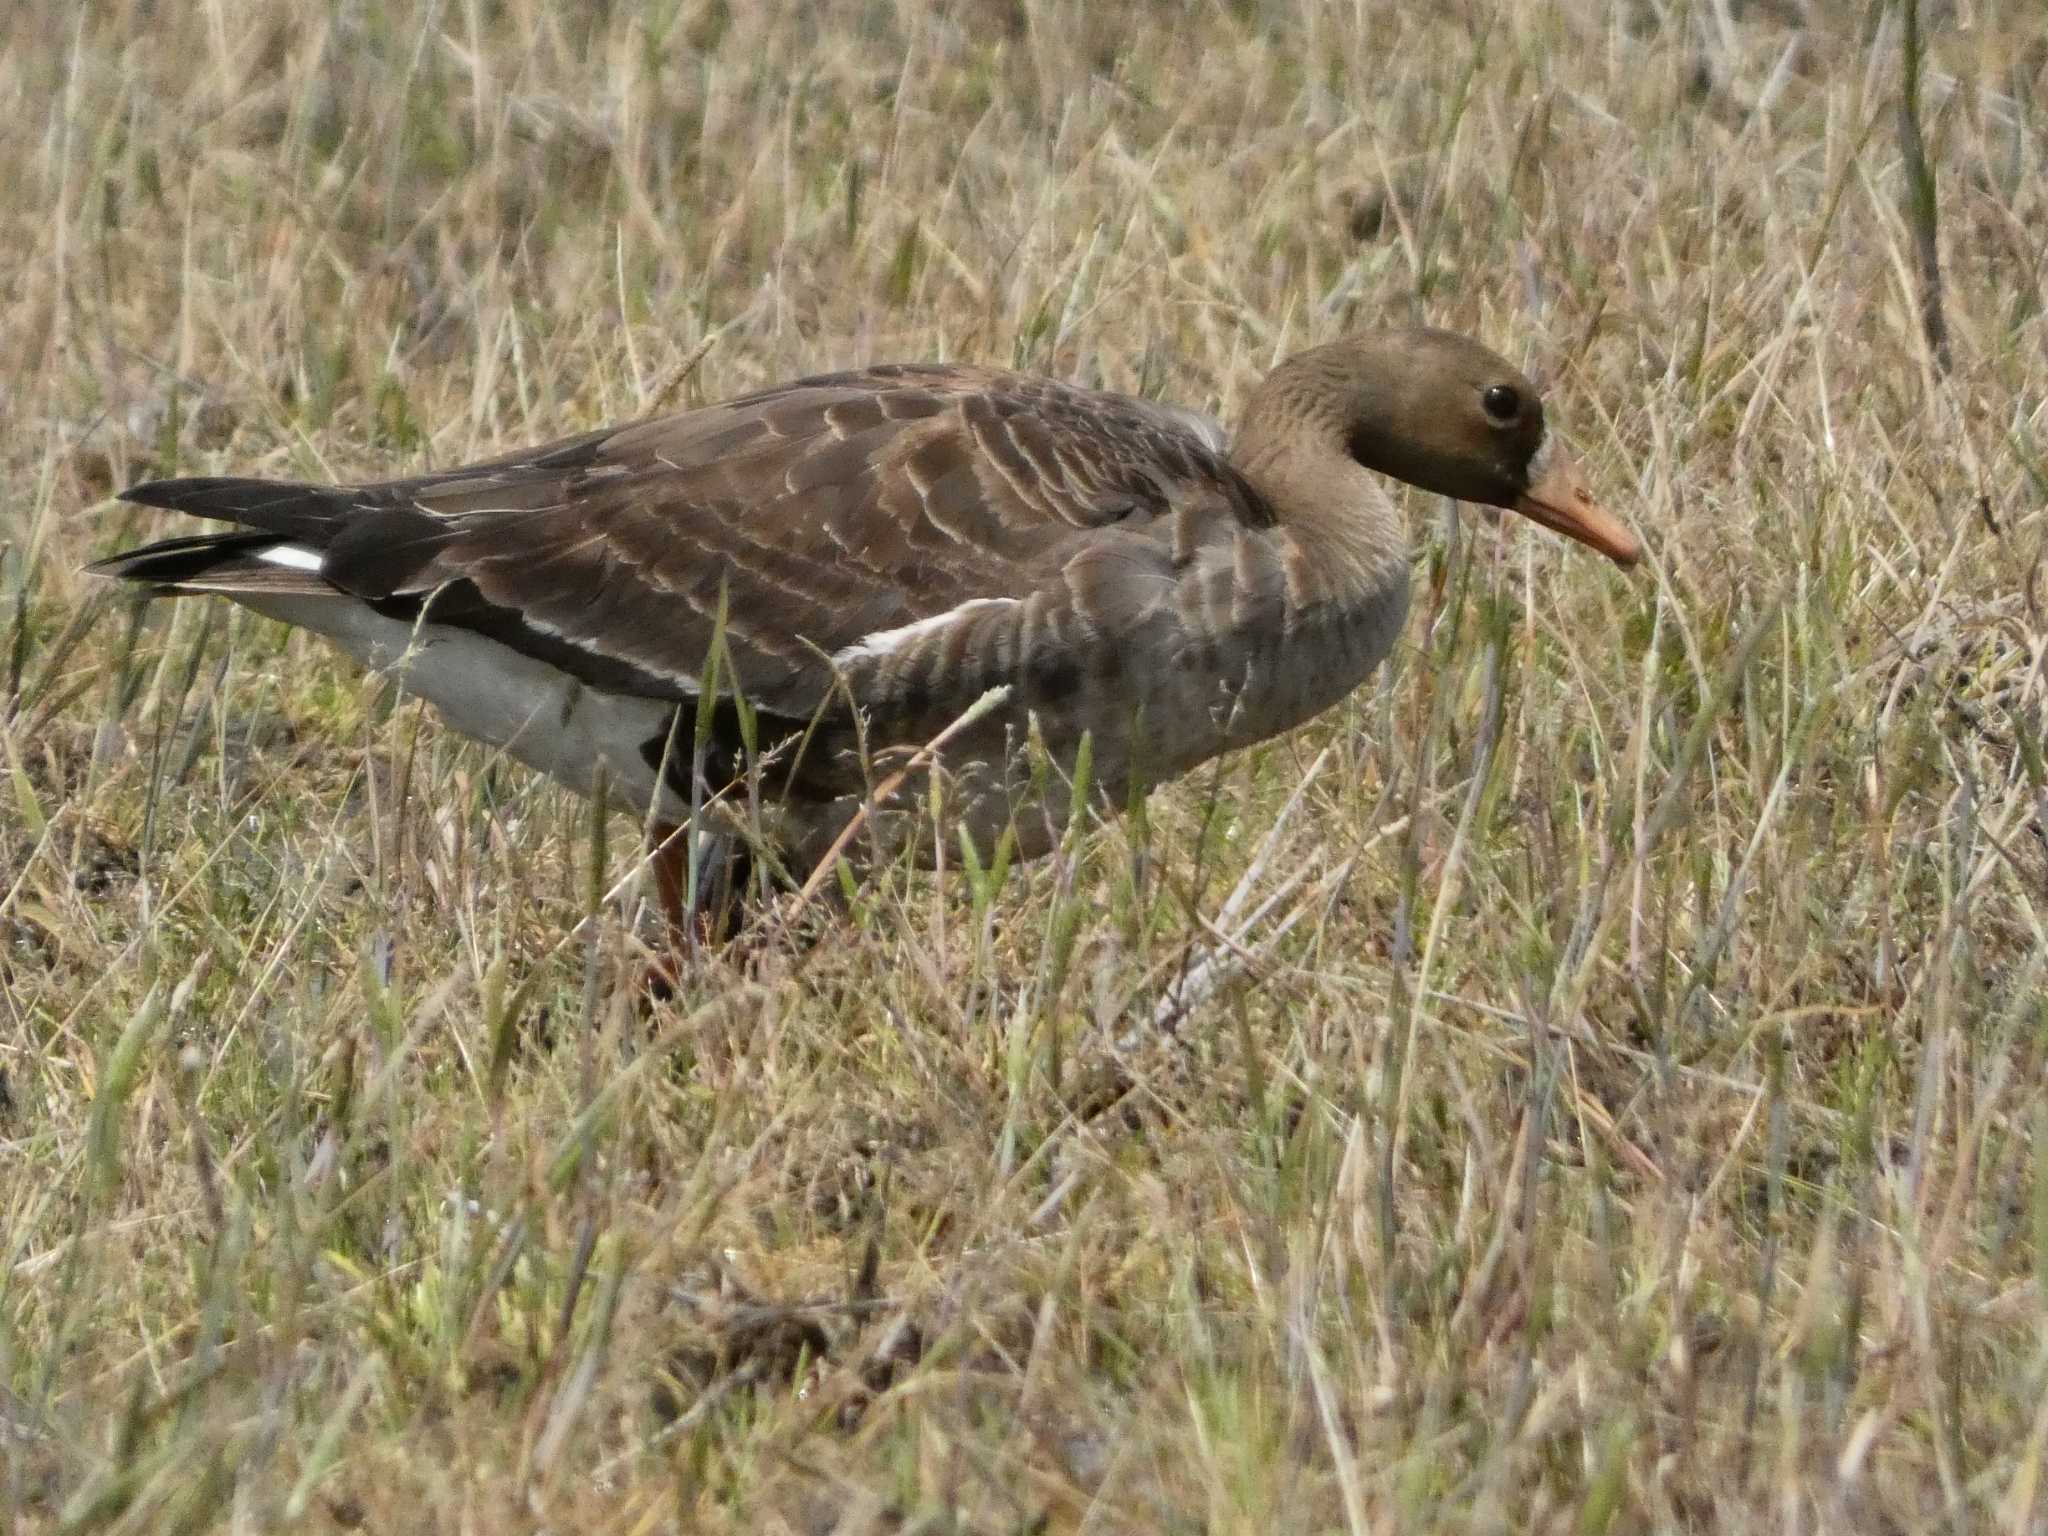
left=1230, top=351, right=1411, bottom=607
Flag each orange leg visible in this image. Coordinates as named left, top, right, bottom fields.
left=643, top=820, right=690, bottom=998
left=650, top=820, right=691, bottom=943
left=642, top=821, right=760, bottom=997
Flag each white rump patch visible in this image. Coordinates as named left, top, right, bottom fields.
left=257, top=544, right=326, bottom=574
left=833, top=597, right=1018, bottom=666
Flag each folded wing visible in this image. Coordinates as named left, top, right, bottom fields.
left=108, top=364, right=1267, bottom=719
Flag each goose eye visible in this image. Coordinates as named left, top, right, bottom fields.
left=1482, top=384, right=1520, bottom=423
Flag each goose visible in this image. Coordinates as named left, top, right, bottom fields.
left=92, top=328, right=1639, bottom=946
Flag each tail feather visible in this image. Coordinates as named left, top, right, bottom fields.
left=96, top=475, right=364, bottom=596
left=87, top=531, right=336, bottom=597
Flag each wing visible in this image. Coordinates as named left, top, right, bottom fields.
left=113, top=363, right=1268, bottom=716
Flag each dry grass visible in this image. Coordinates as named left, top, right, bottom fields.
left=5, top=0, right=2048, bottom=1530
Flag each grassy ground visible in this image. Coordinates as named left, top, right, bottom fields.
left=5, top=0, right=2047, bottom=1529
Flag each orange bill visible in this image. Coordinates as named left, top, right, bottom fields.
left=1514, top=440, right=1641, bottom=567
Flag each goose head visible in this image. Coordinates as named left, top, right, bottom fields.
left=1232, top=328, right=1641, bottom=569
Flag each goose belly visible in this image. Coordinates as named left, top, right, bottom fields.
left=237, top=595, right=675, bottom=813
